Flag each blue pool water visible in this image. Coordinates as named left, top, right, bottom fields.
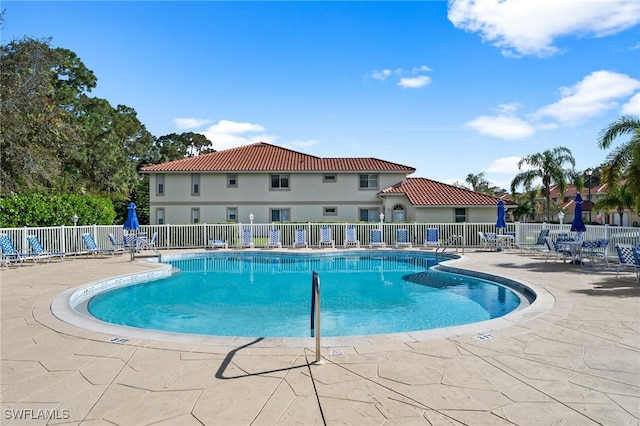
left=88, top=252, right=522, bottom=337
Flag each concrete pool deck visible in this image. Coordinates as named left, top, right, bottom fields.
left=1, top=249, right=639, bottom=425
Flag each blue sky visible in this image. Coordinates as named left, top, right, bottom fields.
left=4, top=1, right=640, bottom=191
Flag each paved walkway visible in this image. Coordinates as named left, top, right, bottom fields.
left=1, top=249, right=639, bottom=425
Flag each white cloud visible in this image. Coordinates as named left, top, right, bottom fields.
left=448, top=0, right=640, bottom=57
left=533, top=71, right=640, bottom=124
left=411, top=65, right=432, bottom=74
left=173, top=117, right=212, bottom=129
left=464, top=115, right=534, bottom=139
left=202, top=120, right=275, bottom=151
left=370, top=66, right=432, bottom=88
left=482, top=156, right=522, bottom=174
left=372, top=69, right=392, bottom=80
left=621, top=92, right=640, bottom=115
left=497, top=103, right=521, bottom=114
left=398, top=75, right=431, bottom=88
left=206, top=120, right=265, bottom=134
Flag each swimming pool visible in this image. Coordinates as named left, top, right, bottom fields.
left=86, top=251, right=526, bottom=338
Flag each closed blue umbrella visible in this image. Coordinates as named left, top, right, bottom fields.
left=570, top=193, right=586, bottom=233
left=124, top=202, right=140, bottom=231
left=124, top=202, right=140, bottom=260
left=496, top=200, right=506, bottom=229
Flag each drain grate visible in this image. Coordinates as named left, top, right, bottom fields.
left=474, top=334, right=495, bottom=341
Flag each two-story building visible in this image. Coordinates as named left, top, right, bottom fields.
left=140, top=142, right=507, bottom=225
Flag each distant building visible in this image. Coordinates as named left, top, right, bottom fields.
left=547, top=183, right=639, bottom=226
left=140, top=143, right=509, bottom=225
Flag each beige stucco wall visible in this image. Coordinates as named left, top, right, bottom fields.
left=148, top=171, right=409, bottom=224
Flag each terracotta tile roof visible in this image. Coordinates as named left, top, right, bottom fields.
left=140, top=142, right=416, bottom=173
left=380, top=178, right=510, bottom=206
left=548, top=183, right=608, bottom=199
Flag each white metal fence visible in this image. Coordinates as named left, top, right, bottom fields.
left=2, top=222, right=639, bottom=258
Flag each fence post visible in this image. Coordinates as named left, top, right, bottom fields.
left=22, top=226, right=28, bottom=254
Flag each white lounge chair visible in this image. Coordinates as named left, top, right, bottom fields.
left=81, top=233, right=116, bottom=256
left=319, top=226, right=335, bottom=248
left=0, top=234, right=30, bottom=266
left=210, top=239, right=228, bottom=249
left=293, top=229, right=308, bottom=248
left=424, top=228, right=440, bottom=247
left=344, top=226, right=360, bottom=248
left=240, top=228, right=254, bottom=248
left=395, top=229, right=411, bottom=248
left=266, top=229, right=282, bottom=248
left=369, top=229, right=385, bottom=248
left=27, top=235, right=67, bottom=261
left=517, top=229, right=550, bottom=252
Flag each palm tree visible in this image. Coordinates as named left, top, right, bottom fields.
left=594, top=183, right=638, bottom=226
left=597, top=115, right=640, bottom=198
left=510, top=147, right=576, bottom=222
left=512, top=190, right=540, bottom=223
left=465, top=172, right=489, bottom=192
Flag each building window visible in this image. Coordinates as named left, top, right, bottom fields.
left=156, top=208, right=165, bottom=225
left=227, top=174, right=238, bottom=188
left=359, top=208, right=380, bottom=222
left=271, top=209, right=290, bottom=222
left=191, top=208, right=200, bottom=224
left=323, top=207, right=338, bottom=216
left=392, top=204, right=406, bottom=222
left=359, top=174, right=378, bottom=189
left=323, top=174, right=337, bottom=183
left=156, top=174, right=165, bottom=196
left=191, top=174, right=200, bottom=196
left=454, top=208, right=466, bottom=223
left=227, top=207, right=238, bottom=222
left=270, top=174, right=290, bottom=189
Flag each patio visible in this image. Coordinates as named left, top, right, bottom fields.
left=1, top=249, right=639, bottom=425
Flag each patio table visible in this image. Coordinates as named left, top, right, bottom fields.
left=496, top=234, right=515, bottom=250
left=558, top=240, right=582, bottom=264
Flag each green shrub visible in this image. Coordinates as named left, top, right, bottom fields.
left=0, top=193, right=117, bottom=227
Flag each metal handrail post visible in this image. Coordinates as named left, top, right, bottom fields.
left=310, top=271, right=323, bottom=364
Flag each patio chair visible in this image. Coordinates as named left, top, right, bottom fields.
left=27, top=235, right=66, bottom=261
left=615, top=244, right=640, bottom=282
left=293, top=229, right=308, bottom=248
left=138, top=232, right=158, bottom=251
left=424, top=228, right=440, bottom=248
left=344, top=226, right=360, bottom=248
left=395, top=228, right=412, bottom=248
left=517, top=229, right=550, bottom=252
left=319, top=226, right=335, bottom=248
left=240, top=228, right=254, bottom=248
left=108, top=233, right=126, bottom=254
left=210, top=239, right=228, bottom=249
left=81, top=233, right=116, bottom=256
left=478, top=232, right=497, bottom=251
left=580, top=238, right=609, bottom=268
left=544, top=236, right=573, bottom=263
left=0, top=234, right=28, bottom=266
left=266, top=229, right=282, bottom=249
left=369, top=229, right=385, bottom=248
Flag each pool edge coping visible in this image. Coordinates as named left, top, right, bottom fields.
left=45, top=250, right=555, bottom=350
